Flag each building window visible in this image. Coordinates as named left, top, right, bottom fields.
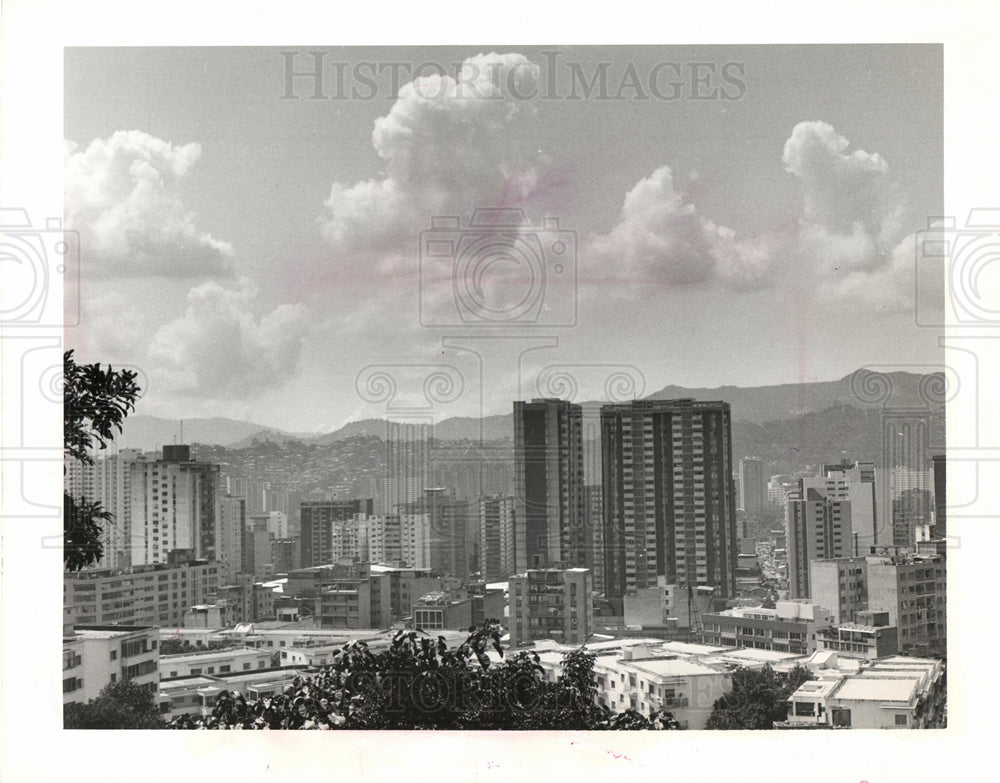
left=895, top=714, right=908, bottom=726
left=109, top=650, right=117, bottom=661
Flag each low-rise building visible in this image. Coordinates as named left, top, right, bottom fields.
left=64, top=558, right=222, bottom=628
left=782, top=656, right=945, bottom=729
left=63, top=624, right=160, bottom=705
left=158, top=665, right=311, bottom=720
left=411, top=586, right=506, bottom=631
left=314, top=571, right=391, bottom=629
left=701, top=601, right=834, bottom=655
left=815, top=611, right=899, bottom=660
left=159, top=647, right=273, bottom=679
left=593, top=650, right=731, bottom=729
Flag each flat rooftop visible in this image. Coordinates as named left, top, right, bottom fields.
left=832, top=676, right=918, bottom=703
left=623, top=658, right=723, bottom=678
left=159, top=647, right=268, bottom=663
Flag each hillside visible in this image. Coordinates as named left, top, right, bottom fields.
left=120, top=369, right=944, bottom=454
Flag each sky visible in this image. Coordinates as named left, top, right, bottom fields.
left=63, top=45, right=945, bottom=433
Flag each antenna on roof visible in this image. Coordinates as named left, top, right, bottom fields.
left=180, top=419, right=184, bottom=444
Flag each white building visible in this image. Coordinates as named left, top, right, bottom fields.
left=63, top=624, right=160, bottom=705
left=783, top=655, right=945, bottom=729
left=159, top=647, right=273, bottom=679
left=129, top=446, right=222, bottom=566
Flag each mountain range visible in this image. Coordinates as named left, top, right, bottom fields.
left=117, top=368, right=944, bottom=453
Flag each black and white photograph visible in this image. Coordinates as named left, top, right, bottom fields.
left=1, top=1, right=997, bottom=781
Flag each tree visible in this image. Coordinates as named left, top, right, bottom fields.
left=63, top=349, right=141, bottom=571
left=64, top=678, right=164, bottom=729
left=166, top=621, right=682, bottom=730
left=705, top=664, right=815, bottom=730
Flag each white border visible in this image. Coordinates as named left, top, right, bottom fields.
left=2, top=1, right=997, bottom=781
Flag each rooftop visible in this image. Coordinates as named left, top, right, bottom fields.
left=160, top=647, right=268, bottom=664
left=65, top=625, right=155, bottom=640
left=832, top=676, right=918, bottom=703
left=620, top=657, right=724, bottom=678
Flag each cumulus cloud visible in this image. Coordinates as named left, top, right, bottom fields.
left=146, top=279, right=307, bottom=398
left=586, top=120, right=919, bottom=307
left=782, top=120, right=905, bottom=275
left=816, top=232, right=926, bottom=310
left=587, top=166, right=772, bottom=291
left=65, top=130, right=233, bottom=277
left=319, top=53, right=546, bottom=254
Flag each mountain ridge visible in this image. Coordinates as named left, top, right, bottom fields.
left=118, top=368, right=944, bottom=452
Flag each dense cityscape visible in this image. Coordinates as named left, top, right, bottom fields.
left=63, top=377, right=947, bottom=730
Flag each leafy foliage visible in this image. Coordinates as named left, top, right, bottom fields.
left=63, top=350, right=141, bottom=571
left=705, top=664, right=814, bottom=730
left=166, top=622, right=682, bottom=730
left=64, top=678, right=164, bottom=730
left=63, top=495, right=113, bottom=573
left=64, top=349, right=142, bottom=465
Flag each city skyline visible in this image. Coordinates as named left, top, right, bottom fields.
left=63, top=45, right=945, bottom=433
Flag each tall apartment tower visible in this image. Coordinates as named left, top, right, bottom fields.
left=299, top=498, right=374, bottom=568
left=786, top=485, right=852, bottom=598
left=66, top=448, right=143, bottom=570
left=421, top=488, right=477, bottom=580
left=128, top=446, right=222, bottom=567
left=932, top=454, right=946, bottom=539
left=601, top=399, right=738, bottom=611
left=479, top=494, right=517, bottom=581
left=513, top=399, right=587, bottom=572
left=218, top=496, right=246, bottom=583
left=820, top=460, right=878, bottom=551
left=738, top=457, right=765, bottom=519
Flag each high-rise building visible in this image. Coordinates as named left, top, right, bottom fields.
left=513, top=399, right=587, bottom=572
left=128, top=446, right=222, bottom=567
left=398, top=512, right=432, bottom=570
left=508, top=568, right=593, bottom=646
left=738, top=457, right=765, bottom=519
left=218, top=496, right=245, bottom=583
left=65, top=448, right=143, bottom=569
left=786, top=485, right=852, bottom=598
left=584, top=484, right=605, bottom=596
left=601, top=399, right=738, bottom=610
left=932, top=454, right=946, bottom=539
left=299, top=499, right=374, bottom=567
left=241, top=515, right=274, bottom=579
left=479, top=494, right=517, bottom=581
left=811, top=461, right=878, bottom=554
left=422, top=488, right=477, bottom=580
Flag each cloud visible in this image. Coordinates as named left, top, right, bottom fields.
left=586, top=166, right=772, bottom=291
left=782, top=120, right=908, bottom=274
left=65, top=130, right=233, bottom=277
left=585, top=120, right=919, bottom=308
left=146, top=279, right=307, bottom=398
left=816, top=232, right=924, bottom=310
left=319, top=53, right=546, bottom=254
